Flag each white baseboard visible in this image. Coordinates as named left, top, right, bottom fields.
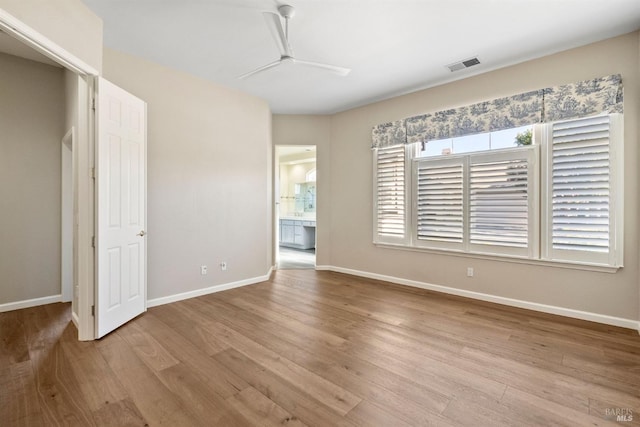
left=146, top=267, right=274, bottom=308
left=322, top=265, right=640, bottom=331
left=0, top=294, right=62, bottom=313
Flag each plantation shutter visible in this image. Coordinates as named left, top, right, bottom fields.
left=548, top=115, right=613, bottom=263
left=468, top=149, right=537, bottom=256
left=374, top=144, right=407, bottom=243
left=414, top=158, right=465, bottom=250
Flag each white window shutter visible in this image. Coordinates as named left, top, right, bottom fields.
left=374, top=144, right=408, bottom=243
left=468, top=149, right=537, bottom=257
left=414, top=158, right=465, bottom=250
left=545, top=114, right=620, bottom=265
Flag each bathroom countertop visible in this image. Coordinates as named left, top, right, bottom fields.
left=280, top=216, right=316, bottom=222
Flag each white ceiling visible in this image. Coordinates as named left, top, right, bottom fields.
left=82, top=0, right=640, bottom=114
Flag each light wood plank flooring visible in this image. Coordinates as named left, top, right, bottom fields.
left=2, top=270, right=639, bottom=426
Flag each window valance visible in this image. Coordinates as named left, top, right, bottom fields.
left=371, top=120, right=406, bottom=149
left=406, top=90, right=543, bottom=143
left=542, top=74, right=623, bottom=122
left=372, top=74, right=623, bottom=147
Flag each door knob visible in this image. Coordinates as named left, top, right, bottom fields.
left=137, top=230, right=146, bottom=237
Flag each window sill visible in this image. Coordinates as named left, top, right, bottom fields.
left=373, top=242, right=621, bottom=274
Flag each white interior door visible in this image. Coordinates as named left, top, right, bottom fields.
left=96, top=77, right=147, bottom=338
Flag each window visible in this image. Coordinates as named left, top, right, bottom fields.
left=373, top=144, right=413, bottom=244
left=306, top=168, right=316, bottom=182
left=467, top=148, right=538, bottom=257
left=373, top=114, right=623, bottom=268
left=419, top=125, right=533, bottom=158
left=542, top=114, right=623, bottom=266
left=413, top=146, right=537, bottom=257
left=414, top=157, right=464, bottom=250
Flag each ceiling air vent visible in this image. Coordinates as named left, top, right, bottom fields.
left=447, top=56, right=481, bottom=72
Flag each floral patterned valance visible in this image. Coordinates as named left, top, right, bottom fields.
left=542, top=74, right=623, bottom=122
left=371, top=120, right=406, bottom=149
left=373, top=74, right=624, bottom=148
left=406, top=90, right=543, bottom=143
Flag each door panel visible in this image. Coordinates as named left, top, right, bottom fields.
left=96, top=77, right=146, bottom=338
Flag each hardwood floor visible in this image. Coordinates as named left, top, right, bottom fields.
left=2, top=269, right=639, bottom=426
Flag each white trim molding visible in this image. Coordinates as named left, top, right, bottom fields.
left=147, top=267, right=274, bottom=308
left=0, top=295, right=62, bottom=313
left=317, top=265, right=639, bottom=331
left=71, top=311, right=80, bottom=329
left=0, top=8, right=98, bottom=76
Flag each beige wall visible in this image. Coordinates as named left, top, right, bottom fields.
left=273, top=115, right=330, bottom=265
left=0, top=53, right=65, bottom=304
left=0, top=0, right=103, bottom=72
left=325, top=32, right=640, bottom=321
left=103, top=48, right=272, bottom=301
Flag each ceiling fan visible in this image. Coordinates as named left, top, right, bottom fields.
left=238, top=5, right=351, bottom=79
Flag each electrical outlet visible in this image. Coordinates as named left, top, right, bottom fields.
left=220, top=261, right=227, bottom=271
left=467, top=267, right=474, bottom=277
left=201, top=265, right=207, bottom=275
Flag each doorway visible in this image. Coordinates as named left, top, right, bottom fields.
left=1, top=11, right=149, bottom=341
left=0, top=25, right=95, bottom=339
left=275, top=145, right=316, bottom=269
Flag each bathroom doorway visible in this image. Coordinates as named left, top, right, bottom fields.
left=275, top=145, right=316, bottom=269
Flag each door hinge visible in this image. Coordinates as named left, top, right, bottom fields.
left=90, top=167, right=95, bottom=179
left=91, top=305, right=95, bottom=316
left=92, top=98, right=96, bottom=111
left=91, top=236, right=95, bottom=248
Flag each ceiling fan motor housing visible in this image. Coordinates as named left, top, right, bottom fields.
left=278, top=5, right=295, bottom=19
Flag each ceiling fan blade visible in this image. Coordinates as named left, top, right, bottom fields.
left=237, top=59, right=283, bottom=79
left=262, top=12, right=293, bottom=57
left=294, top=59, right=351, bottom=76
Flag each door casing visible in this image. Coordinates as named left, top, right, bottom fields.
left=61, top=128, right=74, bottom=305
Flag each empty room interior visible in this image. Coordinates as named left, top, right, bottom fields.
left=1, top=1, right=640, bottom=425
